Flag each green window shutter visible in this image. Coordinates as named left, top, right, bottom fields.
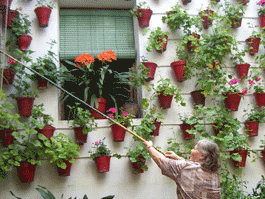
left=59, top=9, right=136, bottom=60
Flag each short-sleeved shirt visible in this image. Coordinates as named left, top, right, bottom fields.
left=160, top=158, right=221, bottom=199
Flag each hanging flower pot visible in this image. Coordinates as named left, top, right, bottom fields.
left=36, top=76, right=48, bottom=89
left=199, top=10, right=214, bottom=29
left=74, top=127, right=88, bottom=145
left=130, top=156, right=146, bottom=174
left=180, top=123, right=195, bottom=140
left=87, top=98, right=107, bottom=119
left=36, top=125, right=55, bottom=140
left=158, top=93, right=173, bottom=109
left=259, top=14, right=265, bottom=29
left=150, top=121, right=161, bottom=136
left=230, top=150, right=247, bottom=167
left=111, top=124, right=126, bottom=142
left=17, top=162, right=36, bottom=183
left=190, top=90, right=205, bottom=106
left=231, top=17, right=243, bottom=28
left=16, top=97, right=35, bottom=117
left=18, top=34, right=32, bottom=52
left=187, top=33, right=200, bottom=52
left=245, top=37, right=260, bottom=56
left=241, top=0, right=249, bottom=5
left=3, top=68, right=15, bottom=85
left=245, top=121, right=259, bottom=137
left=0, top=129, right=15, bottom=147
left=94, top=155, right=111, bottom=173
left=34, top=6, right=52, bottom=27
left=224, top=92, right=242, bottom=111
left=142, top=62, right=157, bottom=81
left=236, top=63, right=250, bottom=79
left=254, top=93, right=265, bottom=107
left=56, top=160, right=72, bottom=176
left=1, top=9, right=18, bottom=28
left=171, top=60, right=186, bottom=82
left=181, top=0, right=191, bottom=5
left=156, top=35, right=168, bottom=53
left=0, top=0, right=12, bottom=9
left=136, top=9, right=152, bottom=28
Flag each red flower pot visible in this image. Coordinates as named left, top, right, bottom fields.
left=36, top=76, right=48, bottom=89
left=190, top=90, right=205, bottom=106
left=231, top=17, right=242, bottom=28
left=259, top=15, right=265, bottom=29
left=254, top=93, right=265, bottom=107
left=16, top=97, right=35, bottom=117
left=171, top=60, right=186, bottom=82
left=57, top=160, right=72, bottom=176
left=245, top=121, right=259, bottom=137
left=261, top=150, right=265, bottom=164
left=142, top=62, right=157, bottom=81
left=187, top=33, right=200, bottom=52
left=180, top=123, right=195, bottom=140
left=0, top=0, right=12, bottom=9
left=74, top=127, right=88, bottom=145
left=241, top=0, right=249, bottom=5
left=94, top=155, right=111, bottom=173
left=111, top=124, right=126, bottom=142
left=130, top=156, right=146, bottom=173
left=86, top=98, right=107, bottom=119
left=246, top=37, right=260, bottom=56
left=18, top=34, right=32, bottom=52
left=236, top=63, right=250, bottom=79
left=17, top=162, right=36, bottom=183
left=0, top=129, right=15, bottom=147
left=1, top=9, right=18, bottom=28
left=230, top=150, right=247, bottom=167
left=151, top=121, right=161, bottom=136
left=224, top=93, right=242, bottom=111
left=136, top=9, right=152, bottom=28
left=36, top=126, right=55, bottom=140
left=158, top=93, right=173, bottom=109
left=200, top=10, right=214, bottom=29
left=3, top=68, right=15, bottom=85
left=181, top=0, right=191, bottom=5
left=34, top=6, right=52, bottom=27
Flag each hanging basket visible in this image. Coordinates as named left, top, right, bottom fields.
left=142, top=62, right=157, bottom=81
left=36, top=76, right=49, bottom=89
left=150, top=121, right=161, bottom=136
left=190, top=90, right=205, bottom=106
left=136, top=9, right=152, bottom=28
left=157, top=93, right=173, bottom=109
left=74, top=127, right=88, bottom=145
left=3, top=68, right=15, bottom=85
left=86, top=98, right=107, bottom=119
left=0, top=129, right=15, bottom=147
left=231, top=17, right=243, bottom=28
left=187, top=33, right=200, bottom=52
left=1, top=9, right=18, bottom=28
left=245, top=121, right=259, bottom=137
left=180, top=123, right=195, bottom=140
left=56, top=160, right=72, bottom=176
left=230, top=150, right=247, bottom=167
left=111, top=124, right=126, bottom=142
left=17, top=162, right=36, bottom=183
left=259, top=15, right=265, bottom=29
left=171, top=60, right=186, bottom=82
left=254, top=93, right=265, bottom=107
left=34, top=6, right=52, bottom=27
left=94, top=155, right=111, bottom=173
left=200, top=10, right=214, bottom=29
left=36, top=126, right=55, bottom=140
left=224, top=92, right=242, bottom=111
left=18, top=34, right=32, bottom=52
left=16, top=97, right=35, bottom=117
left=130, top=156, right=146, bottom=174
left=236, top=63, right=250, bottom=79
left=0, top=0, right=12, bottom=9
left=246, top=37, right=260, bottom=56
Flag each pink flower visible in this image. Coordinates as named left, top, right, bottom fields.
left=256, top=78, right=261, bottom=82
left=258, top=0, right=265, bottom=5
left=8, top=58, right=16, bottom=65
left=108, top=107, right=117, bottom=113
left=109, top=113, right=114, bottom=119
left=95, top=141, right=100, bottom=145
left=229, top=78, right=239, bottom=85
left=242, top=89, right=247, bottom=96
left=249, top=80, right=254, bottom=84
left=123, top=112, right=128, bottom=117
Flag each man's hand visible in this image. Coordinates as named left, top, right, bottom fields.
left=143, top=141, right=153, bottom=150
left=165, top=151, right=184, bottom=160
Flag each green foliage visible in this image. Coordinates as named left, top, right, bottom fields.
left=88, top=138, right=111, bottom=159
left=31, top=104, right=54, bottom=128
left=35, top=0, right=55, bottom=9
left=146, top=27, right=169, bottom=52
left=107, top=107, right=135, bottom=127
left=221, top=1, right=245, bottom=27
left=248, top=175, right=265, bottom=198
left=9, top=12, right=31, bottom=38
left=130, top=1, right=150, bottom=17
left=244, top=106, right=265, bottom=122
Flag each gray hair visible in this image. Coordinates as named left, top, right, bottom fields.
left=197, top=139, right=220, bottom=172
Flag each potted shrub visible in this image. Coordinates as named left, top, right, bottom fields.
left=34, top=0, right=54, bottom=27
left=228, top=140, right=249, bottom=168
left=68, top=103, right=97, bottom=145
left=258, top=0, right=265, bottom=28
left=248, top=69, right=265, bottom=107
left=179, top=113, right=197, bottom=140
left=245, top=29, right=262, bottom=56
left=146, top=27, right=169, bottom=53
left=231, top=51, right=250, bottom=79
left=130, top=1, right=152, bottom=28
left=42, top=133, right=80, bottom=176
left=222, top=2, right=245, bottom=28
left=199, top=9, right=215, bottom=29
left=140, top=56, right=157, bottom=82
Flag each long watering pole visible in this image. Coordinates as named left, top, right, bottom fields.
left=0, top=50, right=165, bottom=156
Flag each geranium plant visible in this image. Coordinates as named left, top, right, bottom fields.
left=145, top=27, right=169, bottom=52
left=88, top=138, right=111, bottom=159
left=107, top=107, right=134, bottom=127
left=248, top=69, right=264, bottom=93
left=244, top=106, right=265, bottom=123
left=219, top=76, right=247, bottom=95
left=258, top=0, right=265, bottom=16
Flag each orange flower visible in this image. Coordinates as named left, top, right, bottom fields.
left=74, top=53, right=95, bottom=67
left=97, top=50, right=117, bottom=63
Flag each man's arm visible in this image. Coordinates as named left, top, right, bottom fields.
left=143, top=141, right=166, bottom=169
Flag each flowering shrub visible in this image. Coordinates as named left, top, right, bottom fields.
left=88, top=138, right=111, bottom=159
left=108, top=107, right=134, bottom=126
left=221, top=77, right=247, bottom=95
left=258, top=0, right=265, bottom=15
left=74, top=53, right=95, bottom=68
left=97, top=50, right=117, bottom=63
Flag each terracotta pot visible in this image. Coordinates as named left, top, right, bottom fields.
left=151, top=121, right=161, bottom=136
left=187, top=33, right=200, bottom=52
left=1, top=9, right=18, bottom=28
left=156, top=35, right=168, bottom=53
left=0, top=0, right=12, bottom=8
left=74, top=127, right=88, bottom=145
left=245, top=37, right=260, bottom=56
left=254, top=93, right=265, bottom=107
left=181, top=0, right=191, bottom=5
left=3, top=68, right=15, bottom=85
left=34, top=6, right=52, bottom=27
left=236, top=63, right=250, bottom=79
left=180, top=123, right=195, bottom=140
left=212, top=123, right=225, bottom=136
left=245, top=121, right=259, bottom=137
left=200, top=10, right=214, bottom=29
left=259, top=15, right=265, bottom=29
left=18, top=34, right=32, bottom=52
left=0, top=129, right=15, bottom=147
left=16, top=97, right=35, bottom=117
left=142, top=62, right=157, bottom=81
left=230, top=150, right=247, bottom=167
left=231, top=17, right=242, bottom=28
left=57, top=160, right=72, bottom=176
left=111, top=124, right=126, bottom=142
left=86, top=98, right=107, bottom=119
left=157, top=93, right=173, bottom=109
left=17, top=162, right=36, bottom=183
left=190, top=90, right=205, bottom=106
left=36, top=76, right=48, bottom=89
left=36, top=126, right=55, bottom=140
left=136, top=9, right=152, bottom=28
left=241, top=0, right=249, bottom=5
left=130, top=156, right=146, bottom=173
left=171, top=60, right=186, bottom=82
left=224, top=92, right=242, bottom=111
left=94, top=155, right=111, bottom=173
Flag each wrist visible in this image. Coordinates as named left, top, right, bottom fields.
left=147, top=145, right=153, bottom=149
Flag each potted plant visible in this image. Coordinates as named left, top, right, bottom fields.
left=145, top=27, right=170, bottom=53
left=0, top=0, right=12, bottom=9
left=199, top=9, right=215, bottom=29
left=231, top=51, right=250, bottom=79
left=248, top=69, right=265, bottom=107
left=222, top=2, right=245, bottom=28
left=130, top=1, right=152, bottom=28
left=258, top=0, right=265, bottom=28
left=245, top=29, right=262, bottom=56
left=181, top=0, right=192, bottom=5
left=2, top=58, right=19, bottom=85
left=68, top=103, right=97, bottom=145
left=42, top=133, right=80, bottom=176
left=1, top=9, right=18, bottom=28
left=179, top=113, right=197, bottom=140
left=34, top=0, right=54, bottom=27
